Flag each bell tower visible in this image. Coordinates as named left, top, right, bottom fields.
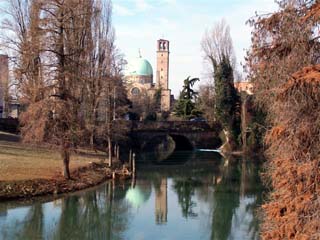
left=156, top=39, right=171, bottom=111
left=156, top=39, right=169, bottom=89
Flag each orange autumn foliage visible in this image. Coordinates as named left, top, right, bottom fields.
left=303, top=2, right=320, bottom=22
left=262, top=65, right=320, bottom=240
left=246, top=2, right=320, bottom=237
left=266, top=125, right=286, bottom=144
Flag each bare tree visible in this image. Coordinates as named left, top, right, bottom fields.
left=196, top=84, right=215, bottom=122
left=201, top=19, right=241, bottom=151
left=130, top=89, right=158, bottom=121
left=1, top=0, right=129, bottom=178
left=76, top=1, right=129, bottom=166
left=82, top=0, right=114, bottom=148
left=30, top=0, right=96, bottom=178
left=0, top=0, right=45, bottom=105
left=201, top=19, right=236, bottom=72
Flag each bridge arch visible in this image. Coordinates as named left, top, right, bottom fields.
left=140, top=134, right=194, bottom=162
left=131, top=121, right=222, bottom=161
left=141, top=134, right=194, bottom=152
left=169, top=134, right=194, bottom=151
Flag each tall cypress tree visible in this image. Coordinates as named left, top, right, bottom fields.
left=214, top=55, right=241, bottom=148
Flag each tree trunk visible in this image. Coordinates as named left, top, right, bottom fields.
left=107, top=136, right=112, bottom=167
left=220, top=129, right=236, bottom=153
left=90, top=107, right=98, bottom=149
left=116, top=145, right=120, bottom=161
left=90, top=131, right=94, bottom=148
left=114, top=143, right=117, bottom=157
left=241, top=96, right=249, bottom=153
left=61, top=145, right=71, bottom=179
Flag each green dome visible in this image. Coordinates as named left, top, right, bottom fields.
left=128, top=57, right=153, bottom=76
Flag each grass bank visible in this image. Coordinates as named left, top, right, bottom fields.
left=0, top=131, right=127, bottom=201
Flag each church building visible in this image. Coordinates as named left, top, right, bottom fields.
left=125, top=39, right=172, bottom=112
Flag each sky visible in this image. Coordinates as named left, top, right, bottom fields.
left=0, top=0, right=278, bottom=97
left=113, top=0, right=278, bottom=97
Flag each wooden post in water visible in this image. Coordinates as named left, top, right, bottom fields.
left=132, top=153, right=136, bottom=177
left=131, top=173, right=136, bottom=188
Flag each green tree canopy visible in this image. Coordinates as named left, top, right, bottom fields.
left=213, top=55, right=241, bottom=147
left=174, top=76, right=200, bottom=119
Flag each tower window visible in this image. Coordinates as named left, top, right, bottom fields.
left=131, top=87, right=140, bottom=96
left=161, top=68, right=163, bottom=71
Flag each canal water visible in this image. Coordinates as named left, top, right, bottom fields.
left=0, top=151, right=263, bottom=240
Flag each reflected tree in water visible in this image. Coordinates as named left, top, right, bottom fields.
left=80, top=192, right=106, bottom=239
left=237, top=159, right=262, bottom=239
left=210, top=157, right=263, bottom=240
left=51, top=181, right=131, bottom=240
left=53, top=196, right=82, bottom=240
left=17, top=204, right=44, bottom=240
left=106, top=182, right=132, bottom=240
left=210, top=156, right=240, bottom=240
left=173, top=177, right=202, bottom=218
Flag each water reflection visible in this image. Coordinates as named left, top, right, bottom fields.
left=155, top=178, right=167, bottom=224
left=125, top=184, right=152, bottom=209
left=211, top=156, right=240, bottom=240
left=173, top=177, right=201, bottom=219
left=0, top=151, right=263, bottom=240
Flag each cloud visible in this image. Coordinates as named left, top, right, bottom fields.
left=113, top=4, right=134, bottom=16
left=161, top=0, right=177, bottom=5
left=134, top=0, right=152, bottom=12
left=113, top=0, right=153, bottom=17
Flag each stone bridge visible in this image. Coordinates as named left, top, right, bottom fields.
left=130, top=121, right=222, bottom=159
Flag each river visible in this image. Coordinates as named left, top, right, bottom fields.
left=0, top=151, right=263, bottom=240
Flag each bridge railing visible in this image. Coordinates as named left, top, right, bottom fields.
left=131, top=121, right=220, bottom=132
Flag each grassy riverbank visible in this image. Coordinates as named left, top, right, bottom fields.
left=0, top=131, right=120, bottom=201
left=0, top=163, right=112, bottom=201
left=0, top=135, right=106, bottom=181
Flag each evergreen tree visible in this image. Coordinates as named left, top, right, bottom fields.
left=214, top=55, right=241, bottom=148
left=174, top=77, right=200, bottom=119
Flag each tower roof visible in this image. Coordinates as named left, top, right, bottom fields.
left=127, top=57, right=153, bottom=76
